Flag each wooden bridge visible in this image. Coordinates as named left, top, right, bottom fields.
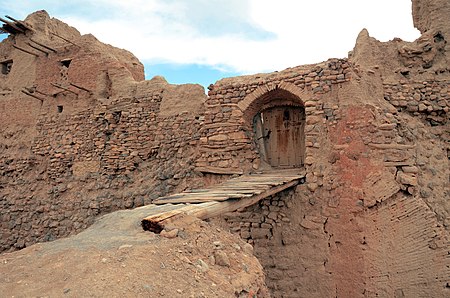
left=142, top=169, right=305, bottom=233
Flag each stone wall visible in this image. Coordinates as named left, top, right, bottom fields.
left=1, top=5, right=450, bottom=298
left=384, top=80, right=449, bottom=125
left=0, top=11, right=208, bottom=253
left=0, top=89, right=205, bottom=251
left=197, top=59, right=351, bottom=174
left=214, top=187, right=333, bottom=298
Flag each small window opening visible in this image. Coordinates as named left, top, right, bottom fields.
left=400, top=70, right=410, bottom=77
left=57, top=105, right=63, bottom=113
left=60, top=59, right=72, bottom=68
left=434, top=32, right=445, bottom=43
left=283, top=109, right=290, bottom=121
left=1, top=60, right=13, bottom=75
left=112, top=111, right=122, bottom=122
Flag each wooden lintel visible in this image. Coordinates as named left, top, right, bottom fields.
left=51, top=83, right=78, bottom=95
left=29, top=38, right=57, bottom=53
left=12, top=45, right=39, bottom=57
left=21, top=90, right=44, bottom=102
left=0, top=17, right=25, bottom=33
left=50, top=32, right=79, bottom=47
left=70, top=82, right=93, bottom=94
left=26, top=42, right=49, bottom=55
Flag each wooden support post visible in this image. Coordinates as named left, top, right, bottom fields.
left=70, top=82, right=93, bottom=94
left=50, top=32, right=79, bottom=47
left=0, top=17, right=25, bottom=33
left=51, top=83, right=78, bottom=95
left=29, top=38, right=57, bottom=53
left=21, top=89, right=44, bottom=103
left=26, top=42, right=49, bottom=55
left=12, top=45, right=39, bottom=57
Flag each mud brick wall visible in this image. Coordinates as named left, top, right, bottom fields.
left=215, top=187, right=333, bottom=297
left=214, top=77, right=449, bottom=296
left=364, top=193, right=450, bottom=297
left=32, top=93, right=203, bottom=181
left=197, top=58, right=351, bottom=174
left=0, top=91, right=205, bottom=252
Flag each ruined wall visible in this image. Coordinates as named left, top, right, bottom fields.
left=205, top=14, right=449, bottom=295
left=1, top=2, right=450, bottom=298
left=211, top=66, right=449, bottom=297
left=198, top=59, right=351, bottom=174
left=0, top=11, right=206, bottom=252
left=0, top=85, right=206, bottom=251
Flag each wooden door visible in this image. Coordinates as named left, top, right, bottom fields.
left=261, top=106, right=305, bottom=168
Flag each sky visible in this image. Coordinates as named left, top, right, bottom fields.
left=0, top=0, right=420, bottom=88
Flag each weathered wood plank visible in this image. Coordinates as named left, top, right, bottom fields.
left=186, top=180, right=299, bottom=219
left=150, top=170, right=304, bottom=207
left=142, top=180, right=300, bottom=231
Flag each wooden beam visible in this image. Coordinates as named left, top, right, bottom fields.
left=5, top=15, right=33, bottom=31
left=29, top=38, right=57, bottom=53
left=141, top=205, right=202, bottom=232
left=35, top=90, right=51, bottom=97
left=12, top=45, right=39, bottom=57
left=21, top=90, right=44, bottom=103
left=0, top=17, right=25, bottom=33
left=70, top=82, right=93, bottom=94
left=51, top=83, right=78, bottom=95
left=50, top=32, right=80, bottom=47
left=195, top=166, right=243, bottom=175
left=26, top=42, right=49, bottom=55
left=142, top=179, right=300, bottom=231
left=189, top=180, right=299, bottom=220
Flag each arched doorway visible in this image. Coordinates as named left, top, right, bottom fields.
left=254, top=105, right=305, bottom=168
left=239, top=82, right=308, bottom=170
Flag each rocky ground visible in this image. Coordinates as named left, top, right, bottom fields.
left=0, top=205, right=268, bottom=297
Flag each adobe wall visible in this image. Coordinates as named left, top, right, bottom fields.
left=1, top=2, right=450, bottom=297
left=210, top=65, right=449, bottom=297
left=206, top=18, right=449, bottom=295
left=0, top=11, right=207, bottom=252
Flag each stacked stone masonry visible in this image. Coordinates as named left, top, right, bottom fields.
left=1, top=5, right=450, bottom=298
left=198, top=59, right=351, bottom=173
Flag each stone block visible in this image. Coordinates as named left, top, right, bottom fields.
left=250, top=228, right=270, bottom=239
left=396, top=171, right=418, bottom=186
left=72, top=161, right=100, bottom=178
left=208, top=134, right=228, bottom=142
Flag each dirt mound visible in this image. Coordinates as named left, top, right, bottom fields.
left=0, top=205, right=268, bottom=297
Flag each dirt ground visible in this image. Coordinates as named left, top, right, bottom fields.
left=0, top=204, right=268, bottom=298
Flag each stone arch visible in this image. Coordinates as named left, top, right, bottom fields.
left=239, top=82, right=310, bottom=169
left=238, top=81, right=310, bottom=123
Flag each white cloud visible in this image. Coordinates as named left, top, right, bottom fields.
left=1, top=0, right=420, bottom=74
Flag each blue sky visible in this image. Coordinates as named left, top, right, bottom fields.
left=0, top=0, right=420, bottom=89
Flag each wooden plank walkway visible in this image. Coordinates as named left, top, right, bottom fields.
left=142, top=169, right=305, bottom=232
